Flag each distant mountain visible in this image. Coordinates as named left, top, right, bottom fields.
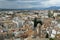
left=0, top=6, right=60, bottom=10
left=43, top=6, right=60, bottom=10
left=18, top=6, right=60, bottom=10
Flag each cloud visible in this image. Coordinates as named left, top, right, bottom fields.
left=0, top=0, right=42, bottom=8
left=6, top=0, right=16, bottom=1
left=0, top=0, right=60, bottom=9
left=41, top=0, right=60, bottom=7
left=0, top=1, right=35, bottom=9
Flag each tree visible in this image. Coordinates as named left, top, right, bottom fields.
left=34, top=17, right=37, bottom=28
left=48, top=10, right=53, bottom=18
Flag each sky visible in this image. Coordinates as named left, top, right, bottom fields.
left=0, top=0, right=60, bottom=9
